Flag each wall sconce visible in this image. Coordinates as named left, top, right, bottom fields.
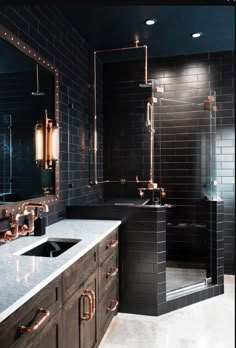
left=35, top=109, right=59, bottom=169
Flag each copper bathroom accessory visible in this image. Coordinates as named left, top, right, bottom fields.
left=81, top=289, right=96, bottom=321
left=106, top=267, right=119, bottom=278
left=106, top=299, right=119, bottom=312
left=0, top=202, right=48, bottom=242
left=35, top=109, right=59, bottom=170
left=32, top=63, right=45, bottom=96
left=19, top=308, right=50, bottom=333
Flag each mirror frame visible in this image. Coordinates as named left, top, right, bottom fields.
left=0, top=24, right=60, bottom=219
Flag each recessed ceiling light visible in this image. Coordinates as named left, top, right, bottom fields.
left=191, top=32, right=203, bottom=38
left=145, top=18, right=157, bottom=26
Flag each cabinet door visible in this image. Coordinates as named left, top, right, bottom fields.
left=19, top=310, right=63, bottom=348
left=62, top=270, right=98, bottom=348
left=99, top=228, right=119, bottom=264
left=62, top=293, right=80, bottom=348
left=0, top=276, right=62, bottom=348
left=80, top=271, right=98, bottom=348
left=99, top=250, right=119, bottom=300
left=62, top=245, right=98, bottom=302
left=98, top=283, right=119, bottom=342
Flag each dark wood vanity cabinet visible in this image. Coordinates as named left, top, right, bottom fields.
left=61, top=228, right=119, bottom=348
left=62, top=244, right=99, bottom=348
left=0, top=228, right=119, bottom=348
left=62, top=270, right=98, bottom=348
left=0, top=276, right=62, bottom=348
left=98, top=228, right=119, bottom=342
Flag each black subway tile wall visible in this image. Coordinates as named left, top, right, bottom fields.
left=0, top=7, right=234, bottom=275
left=0, top=5, right=103, bottom=224
left=103, top=51, right=235, bottom=274
left=67, top=203, right=223, bottom=317
left=67, top=204, right=167, bottom=316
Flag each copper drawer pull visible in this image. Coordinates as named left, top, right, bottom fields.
left=107, top=300, right=119, bottom=312
left=106, top=240, right=118, bottom=249
left=19, top=308, right=50, bottom=333
left=106, top=267, right=119, bottom=278
left=81, top=289, right=96, bottom=321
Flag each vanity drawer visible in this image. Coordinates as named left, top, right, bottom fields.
left=99, top=251, right=119, bottom=299
left=62, top=245, right=98, bottom=302
left=98, top=283, right=119, bottom=342
left=0, top=276, right=62, bottom=348
left=99, top=228, right=119, bottom=264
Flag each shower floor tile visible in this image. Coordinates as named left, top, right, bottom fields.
left=166, top=266, right=206, bottom=292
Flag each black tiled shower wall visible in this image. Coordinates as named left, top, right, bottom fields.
left=103, top=51, right=235, bottom=274
left=0, top=5, right=103, bottom=225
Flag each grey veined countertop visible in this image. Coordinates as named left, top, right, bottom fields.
left=0, top=219, right=121, bottom=323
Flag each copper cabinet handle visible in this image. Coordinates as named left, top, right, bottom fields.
left=81, top=289, right=96, bottom=321
left=85, top=289, right=96, bottom=317
left=81, top=291, right=93, bottom=321
left=106, top=300, right=119, bottom=312
left=106, top=267, right=119, bottom=278
left=19, top=308, right=50, bottom=333
left=106, top=240, right=118, bottom=249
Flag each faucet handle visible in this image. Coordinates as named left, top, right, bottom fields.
left=0, top=230, right=13, bottom=242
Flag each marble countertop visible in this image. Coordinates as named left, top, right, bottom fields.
left=0, top=219, right=121, bottom=323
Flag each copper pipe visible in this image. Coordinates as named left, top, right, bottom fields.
left=137, top=187, right=165, bottom=191
left=144, top=45, right=148, bottom=84
left=0, top=203, right=48, bottom=242
left=93, top=51, right=98, bottom=184
left=95, top=44, right=148, bottom=84
left=146, top=102, right=151, bottom=127
left=20, top=210, right=35, bottom=235
left=90, top=177, right=150, bottom=185
left=92, top=43, right=148, bottom=185
left=149, top=102, right=154, bottom=183
left=23, top=202, right=49, bottom=213
left=95, top=44, right=146, bottom=54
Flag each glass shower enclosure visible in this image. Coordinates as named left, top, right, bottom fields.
left=0, top=112, right=12, bottom=203
left=151, top=79, right=217, bottom=295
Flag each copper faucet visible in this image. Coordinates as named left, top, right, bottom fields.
left=0, top=202, right=48, bottom=242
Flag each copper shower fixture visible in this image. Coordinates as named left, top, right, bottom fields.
left=91, top=41, right=149, bottom=185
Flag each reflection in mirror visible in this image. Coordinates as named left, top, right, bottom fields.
left=0, top=27, right=59, bottom=207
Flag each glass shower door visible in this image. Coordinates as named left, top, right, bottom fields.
left=0, top=113, right=12, bottom=203
left=152, top=80, right=216, bottom=294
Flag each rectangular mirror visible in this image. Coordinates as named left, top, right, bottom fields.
left=0, top=24, right=59, bottom=210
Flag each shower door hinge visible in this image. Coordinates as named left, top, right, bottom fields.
left=156, top=87, right=164, bottom=93
left=205, top=277, right=212, bottom=285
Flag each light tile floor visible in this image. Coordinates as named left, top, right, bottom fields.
left=99, top=275, right=235, bottom=348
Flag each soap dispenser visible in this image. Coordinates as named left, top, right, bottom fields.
left=34, top=214, right=46, bottom=236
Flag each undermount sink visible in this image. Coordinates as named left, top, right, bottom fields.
left=17, top=238, right=81, bottom=258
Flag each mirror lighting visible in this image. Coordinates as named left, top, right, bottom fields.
left=35, top=110, right=59, bottom=169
